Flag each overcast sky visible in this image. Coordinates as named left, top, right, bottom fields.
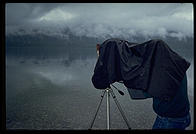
left=6, top=3, right=193, bottom=39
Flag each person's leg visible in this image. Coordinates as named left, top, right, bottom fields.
left=152, top=115, right=168, bottom=129
left=152, top=113, right=191, bottom=130
left=167, top=113, right=191, bottom=130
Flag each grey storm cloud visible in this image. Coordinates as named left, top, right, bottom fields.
left=6, top=3, right=193, bottom=39
left=6, top=3, right=62, bottom=25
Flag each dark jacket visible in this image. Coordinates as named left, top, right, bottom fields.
left=92, top=38, right=190, bottom=100
left=153, top=73, right=190, bottom=118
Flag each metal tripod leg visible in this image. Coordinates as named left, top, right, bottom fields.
left=89, top=90, right=106, bottom=129
left=110, top=88, right=131, bottom=130
left=106, top=88, right=110, bottom=130
left=89, top=87, right=131, bottom=130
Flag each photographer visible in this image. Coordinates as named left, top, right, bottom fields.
left=94, top=40, right=191, bottom=130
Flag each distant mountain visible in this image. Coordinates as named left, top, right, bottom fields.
left=6, top=28, right=193, bottom=61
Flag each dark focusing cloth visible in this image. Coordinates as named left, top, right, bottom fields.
left=92, top=38, right=190, bottom=100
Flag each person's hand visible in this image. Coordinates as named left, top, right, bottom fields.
left=96, top=44, right=100, bottom=57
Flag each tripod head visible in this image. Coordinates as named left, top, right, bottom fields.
left=110, top=84, right=124, bottom=96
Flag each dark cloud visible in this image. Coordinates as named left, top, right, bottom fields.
left=6, top=3, right=61, bottom=25
left=6, top=3, right=193, bottom=39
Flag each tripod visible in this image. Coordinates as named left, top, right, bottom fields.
left=89, top=84, right=131, bottom=130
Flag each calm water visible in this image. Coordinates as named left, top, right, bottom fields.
left=6, top=56, right=194, bottom=130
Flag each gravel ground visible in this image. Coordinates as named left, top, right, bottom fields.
left=6, top=62, right=194, bottom=130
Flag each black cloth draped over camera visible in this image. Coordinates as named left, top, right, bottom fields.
left=91, top=38, right=190, bottom=100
